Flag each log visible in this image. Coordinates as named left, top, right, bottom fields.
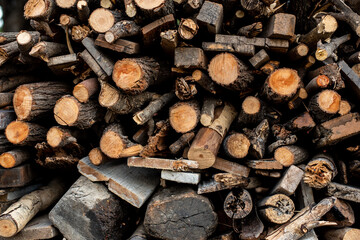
left=258, top=194, right=295, bottom=224
left=304, top=154, right=337, bottom=189
left=100, top=123, right=143, bottom=159
left=309, top=89, right=341, bottom=122
left=99, top=81, right=157, bottom=115
left=192, top=70, right=217, bottom=94
left=323, top=228, right=360, bottom=240
left=133, top=92, right=175, bottom=125
left=237, top=22, right=263, bottom=38
left=0, top=75, right=41, bottom=92
left=243, top=119, right=270, bottom=159
left=338, top=60, right=360, bottom=101
left=134, top=0, right=174, bottom=19
left=223, top=190, right=252, bottom=219
left=73, top=78, right=99, bottom=103
left=49, top=176, right=136, bottom=240
left=178, top=18, right=198, bottom=40
left=202, top=42, right=256, bottom=56
left=29, top=42, right=67, bottom=62
left=246, top=159, right=283, bottom=170
left=124, top=0, right=137, bottom=18
left=0, top=42, right=19, bottom=66
left=0, top=110, right=16, bottom=130
left=141, top=14, right=176, bottom=46
left=169, top=100, right=200, bottom=133
left=128, top=156, right=199, bottom=171
left=262, top=13, right=296, bottom=40
left=47, top=53, right=79, bottom=76
left=266, top=197, right=337, bottom=240
left=212, top=157, right=251, bottom=177
left=95, top=34, right=140, bottom=55
left=88, top=147, right=109, bottom=166
left=89, top=8, right=122, bottom=33
left=46, top=126, right=78, bottom=148
left=197, top=178, right=247, bottom=194
left=238, top=208, right=264, bottom=240
left=78, top=157, right=160, bottom=208
left=188, top=103, right=237, bottom=169
left=54, top=95, right=104, bottom=129
left=0, top=178, right=66, bottom=237
left=0, top=164, right=36, bottom=188
left=308, top=63, right=344, bottom=91
left=261, top=68, right=301, bottom=103
left=209, top=53, right=254, bottom=92
left=71, top=25, right=91, bottom=43
left=298, top=15, right=338, bottom=48
left=144, top=187, right=217, bottom=239
left=305, top=75, right=330, bottom=95
left=77, top=0, right=90, bottom=22
left=174, top=47, right=207, bottom=69
left=314, top=113, right=360, bottom=148
left=223, top=132, right=250, bottom=159
left=55, top=0, right=77, bottom=9
left=274, top=145, right=308, bottom=167
left=284, top=111, right=316, bottom=132
left=161, top=170, right=201, bottom=184
left=105, top=20, right=140, bottom=43
left=327, top=182, right=360, bottom=203
left=196, top=1, right=223, bottom=34
left=339, top=100, right=352, bottom=115
left=329, top=0, right=360, bottom=37
left=287, top=43, right=309, bottom=62
left=14, top=82, right=71, bottom=121
left=112, top=57, right=159, bottom=94
left=59, top=14, right=78, bottom=27
left=255, top=170, right=281, bottom=178
left=268, top=135, right=297, bottom=153
left=128, top=224, right=147, bottom=240
left=5, top=121, right=47, bottom=145
left=270, top=165, right=304, bottom=195
left=347, top=51, right=360, bottom=64
left=325, top=198, right=355, bottom=228
left=24, top=0, right=55, bottom=21
left=315, top=34, right=351, bottom=61
left=236, top=96, right=264, bottom=128
left=169, top=132, right=195, bottom=155
left=249, top=49, right=270, bottom=69
left=0, top=93, right=13, bottom=108
left=0, top=149, right=31, bottom=169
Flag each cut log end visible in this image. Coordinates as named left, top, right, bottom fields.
left=318, top=90, right=341, bottom=114
left=73, top=84, right=89, bottom=103
left=56, top=0, right=77, bottom=8
left=274, top=147, right=294, bottom=167
left=46, top=127, right=75, bottom=148
left=0, top=153, right=16, bottom=168
left=5, top=121, right=29, bottom=145
left=242, top=96, right=261, bottom=114
left=24, top=0, right=47, bottom=19
left=268, top=68, right=300, bottom=96
left=304, top=157, right=336, bottom=189
left=208, top=53, right=239, bottom=85
left=224, top=133, right=250, bottom=159
left=54, top=97, right=79, bottom=126
left=100, top=130, right=125, bottom=158
left=16, top=32, right=32, bottom=46
left=187, top=147, right=216, bottom=169
left=178, top=18, right=198, bottom=40
left=169, top=102, right=199, bottom=133
left=104, top=32, right=115, bottom=43
left=339, top=100, right=351, bottom=115
left=134, top=0, right=165, bottom=10
left=0, top=218, right=17, bottom=237
left=13, top=85, right=32, bottom=121
left=88, top=147, right=107, bottom=165
left=89, top=8, right=116, bottom=33
left=258, top=194, right=295, bottom=224
left=322, top=15, right=338, bottom=33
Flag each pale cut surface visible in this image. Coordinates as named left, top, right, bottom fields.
left=297, top=44, right=308, bottom=56
left=54, top=97, right=79, bottom=125
left=13, top=86, right=32, bottom=120
left=170, top=105, right=198, bottom=133
left=17, top=32, right=32, bottom=45
left=0, top=153, right=15, bottom=168
left=89, top=8, right=115, bottom=33
left=274, top=147, right=293, bottom=167
left=88, top=148, right=104, bottom=165
left=0, top=219, right=17, bottom=237
left=113, top=60, right=143, bottom=90
left=227, top=133, right=250, bottom=158
left=46, top=127, right=63, bottom=147
left=188, top=148, right=216, bottom=169
left=100, top=131, right=125, bottom=158
left=73, top=84, right=89, bottom=103
left=24, top=0, right=46, bottom=18
left=242, top=96, right=260, bottom=114
left=344, top=229, right=360, bottom=240
left=5, top=121, right=29, bottom=144
left=269, top=68, right=300, bottom=95
left=208, top=53, right=238, bottom=85
left=318, top=90, right=341, bottom=113
left=321, top=15, right=338, bottom=33
left=135, top=0, right=164, bottom=9
left=56, top=0, right=77, bottom=8
left=98, top=83, right=119, bottom=107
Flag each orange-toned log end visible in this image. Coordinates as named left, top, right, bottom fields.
left=13, top=85, right=32, bottom=121
left=318, top=90, right=341, bottom=114
left=316, top=75, right=330, bottom=88
left=5, top=121, right=29, bottom=145
left=208, top=53, right=239, bottom=86
left=73, top=84, right=89, bottom=103
left=242, top=96, right=261, bottom=114
left=99, top=130, right=125, bottom=158
left=89, top=8, right=116, bottom=33
left=46, top=126, right=76, bottom=148
left=88, top=147, right=107, bottom=165
left=268, top=68, right=300, bottom=97
left=0, top=218, right=17, bottom=238
left=56, top=0, right=77, bottom=8
left=169, top=102, right=200, bottom=133
left=339, top=100, right=351, bottom=116
left=112, top=59, right=146, bottom=93
left=53, top=96, right=80, bottom=126
left=274, top=147, right=294, bottom=167
left=0, top=153, right=15, bottom=168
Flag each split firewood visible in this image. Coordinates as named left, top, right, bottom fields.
left=266, top=197, right=337, bottom=240
left=243, top=119, right=270, bottom=159
left=160, top=29, right=179, bottom=56
left=237, top=22, right=262, bottom=38
left=315, top=34, right=351, bottom=61
left=223, top=132, right=250, bottom=159
left=49, top=176, right=137, bottom=240
left=212, top=157, right=251, bottom=177
left=13, top=82, right=71, bottom=121
left=169, top=100, right=200, bottom=133
left=258, top=194, right=295, bottom=224
left=29, top=42, right=67, bottom=62
left=5, top=121, right=47, bottom=146
left=325, top=198, right=355, bottom=228
left=249, top=49, right=270, bottom=69
left=71, top=25, right=91, bottom=42
left=238, top=208, right=264, bottom=240
left=304, top=154, right=337, bottom=189
left=192, top=69, right=217, bottom=94
left=270, top=165, right=304, bottom=195
left=0, top=164, right=37, bottom=189
left=283, top=111, right=316, bottom=132
left=144, top=187, right=217, bottom=239
left=0, top=149, right=31, bottom=169
left=178, top=18, right=199, bottom=40
left=323, top=227, right=360, bottom=240
left=202, top=42, right=256, bottom=57
left=95, top=34, right=140, bottom=55
left=338, top=60, right=360, bottom=101
left=169, top=132, right=195, bottom=155
left=59, top=14, right=79, bottom=28
left=213, top=173, right=249, bottom=187
left=274, top=145, right=308, bottom=167
left=100, top=123, right=143, bottom=159
left=104, top=20, right=140, bottom=43
left=134, top=0, right=174, bottom=19
left=0, top=178, right=66, bottom=237
left=17, top=31, right=41, bottom=64
left=347, top=51, right=360, bottom=64
left=327, top=182, right=360, bottom=203
left=88, top=8, right=122, bottom=33
left=175, top=47, right=207, bottom=69
left=188, top=102, right=237, bottom=169
left=223, top=189, right=253, bottom=219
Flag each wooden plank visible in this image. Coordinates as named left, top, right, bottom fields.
left=0, top=164, right=37, bottom=188
left=95, top=34, right=140, bottom=55
left=161, top=170, right=201, bottom=184
left=246, top=159, right=284, bottom=170
left=78, top=157, right=160, bottom=208
left=0, top=215, right=58, bottom=240
left=212, top=157, right=251, bottom=177
left=0, top=110, right=15, bottom=131
left=128, top=156, right=199, bottom=171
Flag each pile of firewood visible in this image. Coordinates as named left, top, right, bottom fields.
left=0, top=0, right=360, bottom=239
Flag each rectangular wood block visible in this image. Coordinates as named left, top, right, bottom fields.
left=263, top=13, right=296, bottom=39
left=161, top=170, right=201, bottom=184
left=78, top=157, right=160, bottom=208
left=196, top=1, right=223, bottom=34
left=174, top=47, right=207, bottom=69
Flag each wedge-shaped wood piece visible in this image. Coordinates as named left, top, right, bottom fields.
left=49, top=176, right=137, bottom=240
left=339, top=60, right=360, bottom=101
left=262, top=13, right=296, bottom=39
left=128, top=156, right=199, bottom=171
left=78, top=157, right=160, bottom=208
left=47, top=53, right=78, bottom=76
left=141, top=14, right=176, bottom=46
left=161, top=170, right=201, bottom=184
left=270, top=165, right=304, bottom=195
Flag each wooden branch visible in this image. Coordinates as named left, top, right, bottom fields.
left=124, top=0, right=137, bottom=18
left=246, top=159, right=283, bottom=170
left=327, top=182, right=360, bottom=203
left=192, top=70, right=217, bottom=94
left=79, top=49, right=106, bottom=79
left=24, top=0, right=56, bottom=21
left=338, top=60, right=360, bottom=101
left=223, top=132, right=250, bottom=159
left=77, top=0, right=90, bottom=22
left=73, top=78, right=99, bottom=103
left=287, top=43, right=309, bottom=61
left=29, top=41, right=67, bottom=62
left=325, top=198, right=355, bottom=228
left=0, top=42, right=19, bottom=66
left=105, top=20, right=140, bottom=43
left=274, top=145, right=308, bottom=167
left=71, top=25, right=91, bottom=42
left=169, top=132, right=195, bottom=155
left=237, top=22, right=263, bottom=37
left=315, top=34, right=351, bottom=61
left=243, top=119, right=270, bottom=159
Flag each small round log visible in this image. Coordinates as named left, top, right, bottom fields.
left=305, top=75, right=330, bottom=95
left=0, top=149, right=31, bottom=169
left=274, top=145, right=308, bottom=167
left=236, top=96, right=264, bottom=128
left=178, top=18, right=199, bottom=40
left=339, top=100, right=352, bottom=116
left=56, top=0, right=77, bottom=9
left=73, top=78, right=99, bottom=103
left=89, top=147, right=109, bottom=165
left=169, top=100, right=200, bottom=133
left=308, top=89, right=341, bottom=122
left=223, top=132, right=250, bottom=159
left=46, top=126, right=77, bottom=148
left=257, top=194, right=295, bottom=224
left=224, top=190, right=253, bottom=219
left=105, top=20, right=140, bottom=44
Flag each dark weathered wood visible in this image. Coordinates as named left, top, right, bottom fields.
left=95, top=34, right=140, bottom=55
left=212, top=157, right=251, bottom=177
left=29, top=42, right=67, bottom=62
left=262, top=13, right=296, bottom=40
left=304, top=154, right=337, bottom=189
left=174, top=47, right=207, bottom=69
left=258, top=194, right=295, bottom=224
left=327, top=182, right=360, bottom=203
left=308, top=63, right=344, bottom=91
left=141, top=14, right=176, bottom=46
left=270, top=165, right=304, bottom=195
left=325, top=198, right=355, bottom=228
left=160, top=29, right=179, bottom=56
left=0, top=110, right=16, bottom=131
left=315, top=34, right=351, bottom=61
left=196, top=1, right=223, bottom=34
left=161, top=170, right=201, bottom=184
left=224, top=190, right=252, bottom=219
left=202, top=42, right=255, bottom=56
left=249, top=49, right=269, bottom=69
left=78, top=157, right=160, bottom=208
left=49, top=176, right=136, bottom=240
left=169, top=132, right=195, bottom=155
left=144, top=187, right=217, bottom=239
left=274, top=145, right=308, bottom=167
left=243, top=119, right=269, bottom=159
left=237, top=22, right=262, bottom=38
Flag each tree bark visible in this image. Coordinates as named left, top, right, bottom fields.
left=0, top=149, right=31, bottom=169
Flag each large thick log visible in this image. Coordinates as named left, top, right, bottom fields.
left=243, top=119, right=270, bottom=159
left=5, top=121, right=47, bottom=145
left=78, top=157, right=160, bottom=208
left=14, top=82, right=71, bottom=121
left=188, top=103, right=237, bottom=169
left=0, top=178, right=66, bottom=237
left=49, top=176, right=136, bottom=240
left=134, top=0, right=174, bottom=19
left=24, top=0, right=56, bottom=21
left=144, top=187, right=217, bottom=240
left=105, top=20, right=140, bottom=43
left=54, top=95, right=104, bottom=129
left=208, top=53, right=254, bottom=92
left=89, top=8, right=122, bottom=33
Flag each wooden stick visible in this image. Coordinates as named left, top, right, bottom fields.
left=316, top=34, right=351, bottom=61
left=329, top=0, right=360, bottom=37
left=327, top=182, right=360, bottom=203
left=29, top=42, right=67, bottom=62
left=169, top=132, right=195, bottom=155
left=262, top=13, right=296, bottom=40
left=192, top=70, right=217, bottom=94
left=174, top=47, right=207, bottom=69
left=237, top=22, right=262, bottom=37
left=287, top=43, right=309, bottom=61
left=274, top=145, right=308, bottom=167
left=105, top=20, right=140, bottom=43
